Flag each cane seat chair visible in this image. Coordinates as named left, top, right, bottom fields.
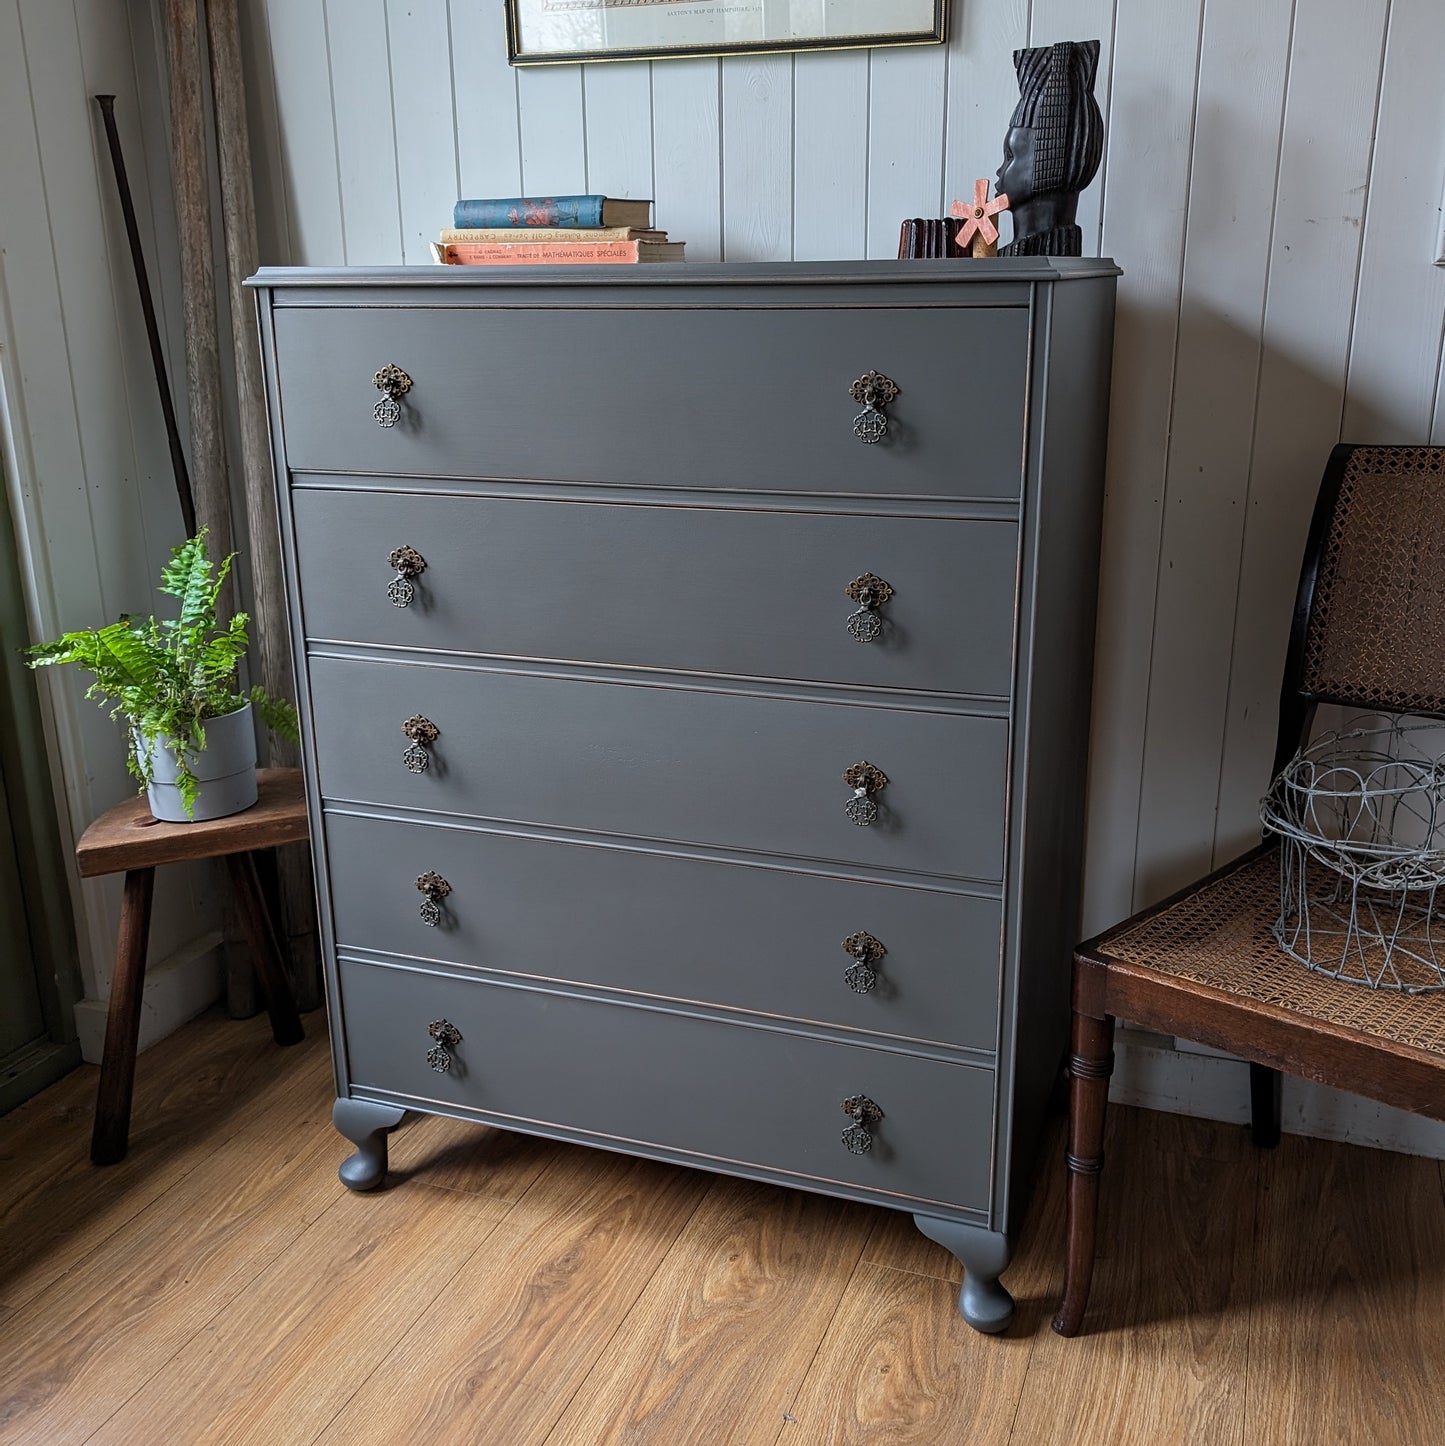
left=1054, top=443, right=1445, bottom=1337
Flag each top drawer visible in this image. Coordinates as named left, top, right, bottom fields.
left=271, top=304, right=1029, bottom=498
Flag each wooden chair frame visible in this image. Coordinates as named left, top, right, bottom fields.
left=1054, top=443, right=1445, bottom=1336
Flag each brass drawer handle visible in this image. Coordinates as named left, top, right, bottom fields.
left=843, top=760, right=888, bottom=827
left=426, top=1018, right=461, bottom=1072
left=841, top=1094, right=884, bottom=1154
left=848, top=371, right=898, bottom=444
left=845, top=573, right=893, bottom=643
left=416, top=870, right=451, bottom=927
left=373, top=363, right=412, bottom=427
left=841, top=931, right=886, bottom=993
left=401, top=715, right=439, bottom=773
left=387, top=546, right=427, bottom=608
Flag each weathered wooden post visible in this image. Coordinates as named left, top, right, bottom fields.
left=206, top=0, right=320, bottom=1009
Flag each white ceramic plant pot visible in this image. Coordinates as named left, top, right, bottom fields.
left=139, top=701, right=258, bottom=822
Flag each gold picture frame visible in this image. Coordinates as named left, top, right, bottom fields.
left=505, top=0, right=947, bottom=67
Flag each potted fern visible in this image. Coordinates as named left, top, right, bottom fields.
left=26, top=530, right=299, bottom=822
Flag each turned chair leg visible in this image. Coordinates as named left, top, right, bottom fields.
left=1052, top=1008, right=1115, bottom=1337
left=225, top=850, right=304, bottom=1047
left=1250, top=1062, right=1281, bottom=1148
left=91, top=867, right=156, bottom=1166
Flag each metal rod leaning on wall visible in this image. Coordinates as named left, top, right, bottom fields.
left=94, top=96, right=197, bottom=539
left=205, top=0, right=321, bottom=1010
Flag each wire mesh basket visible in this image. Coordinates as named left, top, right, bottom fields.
left=1259, top=716, right=1445, bottom=992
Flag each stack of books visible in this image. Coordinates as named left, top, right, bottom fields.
left=431, top=194, right=684, bottom=266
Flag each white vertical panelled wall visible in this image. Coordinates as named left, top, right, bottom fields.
left=6, top=0, right=1445, bottom=1145
left=0, top=0, right=231, bottom=1059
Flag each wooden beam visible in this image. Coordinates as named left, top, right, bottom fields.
left=158, top=0, right=232, bottom=571
left=159, top=0, right=253, bottom=1016
left=205, top=0, right=321, bottom=1009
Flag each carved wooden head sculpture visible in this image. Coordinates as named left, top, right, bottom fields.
left=997, top=40, right=1104, bottom=257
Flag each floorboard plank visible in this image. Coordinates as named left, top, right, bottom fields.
left=315, top=1145, right=709, bottom=1445
left=87, top=1183, right=506, bottom=1443
left=785, top=1265, right=1020, bottom=1445
left=784, top=1118, right=1068, bottom=1443
left=0, top=1043, right=335, bottom=1444
left=547, top=1175, right=875, bottom=1446
left=1010, top=1108, right=1255, bottom=1446
left=0, top=1008, right=324, bottom=1312
left=1244, top=1134, right=1445, bottom=1445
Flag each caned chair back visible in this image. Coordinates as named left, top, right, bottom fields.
left=1297, top=444, right=1445, bottom=712
left=1276, top=445, right=1445, bottom=766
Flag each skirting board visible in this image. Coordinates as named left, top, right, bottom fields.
left=1111, top=1027, right=1445, bottom=1160
left=73, top=928, right=224, bottom=1064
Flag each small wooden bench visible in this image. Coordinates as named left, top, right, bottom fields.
left=75, top=767, right=308, bottom=1164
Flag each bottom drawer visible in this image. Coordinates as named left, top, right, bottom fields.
left=337, top=957, right=996, bottom=1214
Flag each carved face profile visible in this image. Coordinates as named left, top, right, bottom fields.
left=997, top=40, right=1104, bottom=256
left=996, top=126, right=1038, bottom=211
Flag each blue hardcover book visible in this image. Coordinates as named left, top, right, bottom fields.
left=453, top=194, right=653, bottom=229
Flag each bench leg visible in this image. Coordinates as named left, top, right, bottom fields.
left=1052, top=1008, right=1114, bottom=1337
left=226, top=850, right=304, bottom=1047
left=91, top=867, right=155, bottom=1166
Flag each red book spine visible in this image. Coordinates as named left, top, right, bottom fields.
left=441, top=239, right=648, bottom=265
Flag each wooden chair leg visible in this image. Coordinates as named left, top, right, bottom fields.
left=1052, top=1008, right=1115, bottom=1337
left=91, top=867, right=156, bottom=1166
left=1250, top=1062, right=1282, bottom=1148
left=225, top=850, right=304, bottom=1047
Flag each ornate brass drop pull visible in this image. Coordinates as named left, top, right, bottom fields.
left=845, top=573, right=893, bottom=643
left=841, top=1094, right=884, bottom=1154
left=842, top=761, right=888, bottom=827
left=849, top=371, right=899, bottom=444
left=415, top=870, right=451, bottom=927
left=401, top=715, right=439, bottom=773
left=841, top=931, right=886, bottom=993
left=426, top=1018, right=461, bottom=1072
left=373, top=363, right=412, bottom=427
left=387, top=546, right=427, bottom=608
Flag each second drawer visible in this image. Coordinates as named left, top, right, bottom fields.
left=293, top=488, right=1019, bottom=698
left=323, top=809, right=1003, bottom=1052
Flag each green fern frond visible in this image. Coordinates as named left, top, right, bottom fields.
left=199, top=629, right=248, bottom=683
left=158, top=530, right=205, bottom=600
left=249, top=686, right=300, bottom=744
left=96, top=619, right=160, bottom=687
left=27, top=529, right=301, bottom=819
left=26, top=631, right=105, bottom=671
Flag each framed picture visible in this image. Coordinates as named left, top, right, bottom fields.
left=505, top=0, right=947, bottom=67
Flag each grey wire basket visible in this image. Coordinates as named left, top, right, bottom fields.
left=1259, top=717, right=1445, bottom=993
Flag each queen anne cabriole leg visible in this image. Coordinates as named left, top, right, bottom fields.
left=332, top=1098, right=406, bottom=1191
left=912, top=1216, right=1014, bottom=1333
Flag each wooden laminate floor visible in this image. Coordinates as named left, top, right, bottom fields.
left=3, top=1007, right=1444, bottom=1445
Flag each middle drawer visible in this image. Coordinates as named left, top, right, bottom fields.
left=323, top=809, right=1003, bottom=1052
left=292, top=488, right=1019, bottom=698
left=307, top=654, right=1010, bottom=879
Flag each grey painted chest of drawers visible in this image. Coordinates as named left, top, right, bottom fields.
left=251, top=258, right=1118, bottom=1333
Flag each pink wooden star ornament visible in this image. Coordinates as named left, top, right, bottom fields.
left=950, top=180, right=1010, bottom=257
